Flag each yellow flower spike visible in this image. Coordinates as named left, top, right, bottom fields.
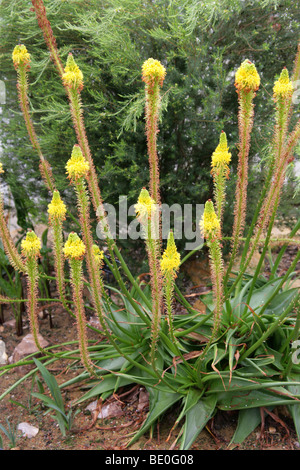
left=160, top=231, right=181, bottom=276
left=273, top=68, right=293, bottom=100
left=21, top=231, right=41, bottom=258
left=92, top=244, right=104, bottom=265
left=47, top=190, right=67, bottom=220
left=62, top=53, right=84, bottom=90
left=12, top=44, right=30, bottom=67
left=211, top=131, right=232, bottom=170
left=63, top=232, right=86, bottom=260
left=200, top=200, right=221, bottom=239
left=142, top=58, right=166, bottom=87
left=0, top=163, right=4, bottom=174
left=66, top=145, right=90, bottom=181
left=235, top=59, right=260, bottom=92
left=134, top=187, right=157, bottom=219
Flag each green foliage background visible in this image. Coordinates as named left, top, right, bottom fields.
left=0, top=0, right=299, bottom=252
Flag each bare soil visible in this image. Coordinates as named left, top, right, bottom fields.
left=0, top=246, right=299, bottom=451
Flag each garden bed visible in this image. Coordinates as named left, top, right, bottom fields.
left=0, top=245, right=299, bottom=451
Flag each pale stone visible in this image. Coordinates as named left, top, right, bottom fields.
left=0, top=339, right=8, bottom=365
left=17, top=422, right=39, bottom=439
left=9, top=333, right=49, bottom=363
left=86, top=400, right=124, bottom=419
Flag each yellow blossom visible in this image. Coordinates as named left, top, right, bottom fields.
left=48, top=190, right=67, bottom=220
left=235, top=60, right=260, bottom=92
left=142, top=58, right=166, bottom=86
left=135, top=188, right=157, bottom=219
left=62, top=53, right=84, bottom=90
left=160, top=231, right=180, bottom=275
left=21, top=231, right=41, bottom=257
left=63, top=232, right=86, bottom=260
left=66, top=145, right=90, bottom=181
left=200, top=200, right=220, bottom=239
left=92, top=244, right=104, bottom=265
left=0, top=163, right=4, bottom=174
left=12, top=44, right=30, bottom=67
left=273, top=68, right=293, bottom=100
left=211, top=131, right=231, bottom=169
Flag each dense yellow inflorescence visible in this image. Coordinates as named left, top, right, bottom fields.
left=66, top=145, right=90, bottom=181
left=200, top=200, right=221, bottom=239
left=12, top=44, right=30, bottom=67
left=135, top=188, right=157, bottom=219
left=62, top=53, right=84, bottom=89
left=273, top=68, right=293, bottom=100
left=21, top=231, right=41, bottom=258
left=160, top=231, right=180, bottom=276
left=235, top=60, right=260, bottom=92
left=211, top=131, right=231, bottom=170
left=142, top=58, right=166, bottom=86
left=0, top=163, right=4, bottom=174
left=92, top=244, right=104, bottom=265
left=63, top=232, right=86, bottom=260
left=48, top=190, right=67, bottom=220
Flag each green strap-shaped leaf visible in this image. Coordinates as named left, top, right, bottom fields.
left=180, top=394, right=217, bottom=450
left=128, top=389, right=181, bottom=446
left=229, top=408, right=262, bottom=447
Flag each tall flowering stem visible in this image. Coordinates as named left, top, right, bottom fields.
left=225, top=65, right=300, bottom=299
left=62, top=54, right=112, bottom=241
left=31, top=0, right=64, bottom=78
left=142, top=58, right=166, bottom=209
left=21, top=231, right=44, bottom=352
left=0, top=166, right=25, bottom=273
left=272, top=68, right=294, bottom=173
left=31, top=1, right=154, bottom=322
left=66, top=145, right=109, bottom=337
left=47, top=190, right=72, bottom=315
left=63, top=233, right=94, bottom=376
left=225, top=60, right=260, bottom=283
left=12, top=44, right=55, bottom=192
left=160, top=231, right=180, bottom=344
left=135, top=188, right=162, bottom=368
left=239, top=71, right=298, bottom=288
left=210, top=131, right=231, bottom=228
left=32, top=0, right=111, bottom=240
left=200, top=201, right=224, bottom=342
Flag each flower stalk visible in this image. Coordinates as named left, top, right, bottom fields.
left=63, top=232, right=94, bottom=376
left=160, top=231, right=180, bottom=344
left=142, top=58, right=166, bottom=207
left=66, top=145, right=110, bottom=339
left=200, top=201, right=224, bottom=341
left=47, top=190, right=72, bottom=316
left=0, top=167, right=25, bottom=273
left=225, top=60, right=260, bottom=283
left=21, top=231, right=44, bottom=352
left=210, top=131, right=231, bottom=227
left=135, top=188, right=162, bottom=367
left=12, top=44, right=55, bottom=193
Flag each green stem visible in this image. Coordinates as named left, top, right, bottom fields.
left=225, top=91, right=254, bottom=285
left=26, top=257, right=45, bottom=354
left=69, top=258, right=95, bottom=376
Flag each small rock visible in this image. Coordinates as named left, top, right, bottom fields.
left=269, top=426, right=276, bottom=434
left=3, top=319, right=16, bottom=329
left=88, top=316, right=101, bottom=329
left=137, top=389, right=149, bottom=412
left=17, top=422, right=39, bottom=439
left=0, top=340, right=8, bottom=365
left=9, top=333, right=49, bottom=363
left=86, top=400, right=124, bottom=419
